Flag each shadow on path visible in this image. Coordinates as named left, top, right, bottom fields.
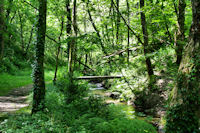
left=0, top=85, right=32, bottom=112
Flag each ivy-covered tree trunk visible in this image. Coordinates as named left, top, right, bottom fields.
left=0, top=0, right=5, bottom=61
left=32, top=0, right=47, bottom=114
left=140, top=0, right=154, bottom=90
left=166, top=0, right=200, bottom=132
left=175, top=0, right=186, bottom=66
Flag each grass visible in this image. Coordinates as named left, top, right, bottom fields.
left=0, top=69, right=54, bottom=96
left=0, top=83, right=157, bottom=133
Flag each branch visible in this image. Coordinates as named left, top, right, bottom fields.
left=25, top=25, right=34, bottom=55
left=103, top=46, right=139, bottom=59
left=46, top=35, right=59, bottom=44
left=23, top=1, right=60, bottom=46
left=120, top=70, right=134, bottom=91
left=112, top=1, right=143, bottom=45
left=10, top=11, right=16, bottom=23
left=23, top=1, right=38, bottom=10
left=172, top=0, right=178, bottom=17
left=86, top=0, right=108, bottom=55
left=77, top=60, right=95, bottom=72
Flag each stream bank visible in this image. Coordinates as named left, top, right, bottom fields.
left=88, top=82, right=165, bottom=133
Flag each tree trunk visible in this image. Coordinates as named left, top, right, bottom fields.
left=116, top=0, right=120, bottom=45
left=24, top=25, right=34, bottom=56
left=18, top=11, right=25, bottom=53
left=126, top=0, right=130, bottom=65
left=175, top=0, right=186, bottom=65
left=110, top=0, right=115, bottom=47
left=6, top=0, right=13, bottom=21
left=5, top=0, right=13, bottom=48
left=140, top=0, right=154, bottom=90
left=68, top=39, right=75, bottom=77
left=84, top=9, right=88, bottom=71
left=68, top=0, right=77, bottom=79
left=0, top=0, right=5, bottom=61
left=32, top=0, right=47, bottom=114
left=166, top=0, right=200, bottom=132
left=66, top=0, right=72, bottom=59
left=53, top=17, right=64, bottom=84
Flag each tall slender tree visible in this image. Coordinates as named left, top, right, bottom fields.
left=32, top=0, right=47, bottom=114
left=175, top=0, right=186, bottom=65
left=68, top=0, right=77, bottom=79
left=53, top=17, right=64, bottom=84
left=66, top=0, right=72, bottom=60
left=126, top=0, right=130, bottom=65
left=116, top=0, right=120, bottom=45
left=6, top=0, right=13, bottom=21
left=140, top=0, right=154, bottom=90
left=110, top=0, right=115, bottom=47
left=166, top=0, right=200, bottom=132
left=0, top=0, right=5, bottom=61
left=18, top=11, right=25, bottom=53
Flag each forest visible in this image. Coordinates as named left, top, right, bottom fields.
left=0, top=0, right=199, bottom=132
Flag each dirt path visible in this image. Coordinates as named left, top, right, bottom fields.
left=0, top=85, right=32, bottom=112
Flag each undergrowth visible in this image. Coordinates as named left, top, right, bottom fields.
left=0, top=78, right=156, bottom=133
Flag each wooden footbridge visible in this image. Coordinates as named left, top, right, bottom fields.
left=76, top=75, right=123, bottom=80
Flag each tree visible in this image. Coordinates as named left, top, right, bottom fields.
left=0, top=0, right=5, bottom=61
left=116, top=0, right=120, bottom=45
left=166, top=0, right=200, bottom=132
left=53, top=17, right=64, bottom=84
left=32, top=0, right=47, bottom=114
left=66, top=0, right=72, bottom=58
left=140, top=0, right=155, bottom=90
left=68, top=0, right=77, bottom=79
left=18, top=11, right=25, bottom=53
left=175, top=0, right=186, bottom=65
left=126, top=0, right=130, bottom=65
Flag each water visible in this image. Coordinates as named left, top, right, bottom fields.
left=88, top=82, right=164, bottom=133
left=88, top=83, right=104, bottom=90
left=89, top=83, right=136, bottom=119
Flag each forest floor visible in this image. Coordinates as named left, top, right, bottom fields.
left=0, top=84, right=32, bottom=113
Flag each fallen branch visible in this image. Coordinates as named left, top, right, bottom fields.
left=103, top=46, right=140, bottom=59
left=77, top=60, right=95, bottom=72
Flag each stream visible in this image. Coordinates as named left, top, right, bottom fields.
left=89, top=82, right=139, bottom=119
left=88, top=82, right=164, bottom=133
